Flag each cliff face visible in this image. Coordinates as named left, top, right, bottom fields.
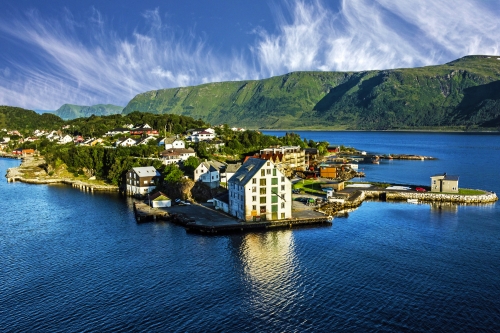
left=55, top=104, right=124, bottom=120
left=123, top=55, right=500, bottom=130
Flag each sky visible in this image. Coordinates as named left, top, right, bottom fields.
left=0, top=0, right=499, bottom=111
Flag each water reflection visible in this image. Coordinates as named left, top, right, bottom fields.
left=239, top=232, right=300, bottom=313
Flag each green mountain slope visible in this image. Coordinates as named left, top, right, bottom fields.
left=123, top=55, right=500, bottom=130
left=55, top=104, right=123, bottom=120
left=0, top=106, right=64, bottom=132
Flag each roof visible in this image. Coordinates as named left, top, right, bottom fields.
left=163, top=137, right=181, bottom=144
left=132, top=166, right=160, bottom=177
left=228, top=158, right=267, bottom=186
left=149, top=191, right=170, bottom=201
left=225, top=163, right=241, bottom=173
left=431, top=173, right=459, bottom=181
left=162, top=148, right=195, bottom=154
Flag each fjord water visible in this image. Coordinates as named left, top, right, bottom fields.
left=1, top=132, right=499, bottom=332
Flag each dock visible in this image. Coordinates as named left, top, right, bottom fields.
left=133, top=202, right=169, bottom=223
left=184, top=216, right=331, bottom=234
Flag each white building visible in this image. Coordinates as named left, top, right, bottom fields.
left=228, top=158, right=292, bottom=222
left=164, top=137, right=185, bottom=149
left=194, top=161, right=220, bottom=189
left=115, top=137, right=137, bottom=147
left=188, top=128, right=215, bottom=142
left=58, top=135, right=74, bottom=144
left=136, top=136, right=157, bottom=145
left=161, top=148, right=196, bottom=161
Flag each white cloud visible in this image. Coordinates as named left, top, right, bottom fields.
left=0, top=0, right=498, bottom=110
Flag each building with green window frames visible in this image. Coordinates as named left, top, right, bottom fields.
left=228, top=158, right=292, bottom=222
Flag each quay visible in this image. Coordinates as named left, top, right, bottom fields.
left=133, top=201, right=331, bottom=234
left=133, top=202, right=169, bottom=223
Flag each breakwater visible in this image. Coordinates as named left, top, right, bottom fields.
left=362, top=189, right=498, bottom=203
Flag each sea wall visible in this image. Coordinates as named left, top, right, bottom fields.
left=365, top=190, right=498, bottom=203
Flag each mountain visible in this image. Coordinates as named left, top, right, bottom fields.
left=0, top=106, right=64, bottom=132
left=123, top=55, right=500, bottom=130
left=55, top=104, right=123, bottom=120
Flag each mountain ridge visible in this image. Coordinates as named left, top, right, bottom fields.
left=123, top=55, right=500, bottom=130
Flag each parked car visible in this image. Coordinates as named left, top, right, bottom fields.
left=415, top=187, right=426, bottom=192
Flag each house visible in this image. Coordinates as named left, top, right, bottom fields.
left=187, top=128, right=215, bottom=142
left=90, top=138, right=104, bottom=146
left=115, top=137, right=137, bottom=147
left=160, top=148, right=196, bottom=161
left=160, top=150, right=182, bottom=165
left=58, top=135, right=73, bottom=144
left=125, top=166, right=160, bottom=195
left=430, top=173, right=459, bottom=193
left=194, top=160, right=221, bottom=189
left=163, top=137, right=185, bottom=149
left=12, top=148, right=35, bottom=155
left=320, top=166, right=337, bottom=179
left=259, top=146, right=306, bottom=171
left=105, top=128, right=131, bottom=137
left=228, top=158, right=292, bottom=222
left=304, top=148, right=319, bottom=165
left=148, top=191, right=171, bottom=208
left=73, top=135, right=84, bottom=144
left=213, top=191, right=229, bottom=213
left=222, top=163, right=241, bottom=183
left=130, top=124, right=159, bottom=136
left=136, top=136, right=157, bottom=145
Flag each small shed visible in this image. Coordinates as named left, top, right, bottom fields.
left=148, top=191, right=171, bottom=208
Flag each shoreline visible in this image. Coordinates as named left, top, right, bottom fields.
left=5, top=155, right=119, bottom=192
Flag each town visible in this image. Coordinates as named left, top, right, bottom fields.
left=2, top=118, right=497, bottom=233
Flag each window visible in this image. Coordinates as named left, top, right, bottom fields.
left=281, top=176, right=285, bottom=182
left=252, top=178, right=257, bottom=184
left=271, top=178, right=278, bottom=185
left=252, top=196, right=256, bottom=202
left=271, top=196, right=278, bottom=203
left=260, top=206, right=266, bottom=213
left=260, top=197, right=266, bottom=204
left=143, top=180, right=148, bottom=185
left=252, top=205, right=256, bottom=210
left=260, top=179, right=266, bottom=186
left=281, top=213, right=285, bottom=219
left=271, top=187, right=278, bottom=194
left=267, top=169, right=271, bottom=175
left=252, top=186, right=257, bottom=192
left=261, top=170, right=265, bottom=176
left=260, top=187, right=267, bottom=195
left=267, top=161, right=270, bottom=166
left=271, top=204, right=278, bottom=212
left=281, top=185, right=285, bottom=191
left=273, top=168, right=277, bottom=176
left=281, top=202, right=285, bottom=208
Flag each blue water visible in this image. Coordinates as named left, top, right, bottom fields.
left=1, top=132, right=500, bottom=332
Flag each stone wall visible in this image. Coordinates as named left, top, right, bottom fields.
left=381, top=191, right=498, bottom=203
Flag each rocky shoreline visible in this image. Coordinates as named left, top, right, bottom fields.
left=5, top=156, right=119, bottom=192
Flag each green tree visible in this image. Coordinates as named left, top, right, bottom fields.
left=164, top=164, right=184, bottom=183
left=182, top=156, right=200, bottom=175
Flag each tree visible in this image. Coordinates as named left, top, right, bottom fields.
left=164, top=164, right=184, bottom=183
left=182, top=156, right=200, bottom=175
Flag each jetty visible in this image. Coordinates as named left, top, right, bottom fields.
left=133, top=202, right=169, bottom=223
left=133, top=201, right=331, bottom=234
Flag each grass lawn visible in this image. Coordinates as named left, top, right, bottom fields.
left=292, top=179, right=326, bottom=195
left=458, top=188, right=486, bottom=195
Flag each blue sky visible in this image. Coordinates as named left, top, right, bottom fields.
left=1, top=0, right=499, bottom=110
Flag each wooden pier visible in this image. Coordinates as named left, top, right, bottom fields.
left=133, top=202, right=169, bottom=223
